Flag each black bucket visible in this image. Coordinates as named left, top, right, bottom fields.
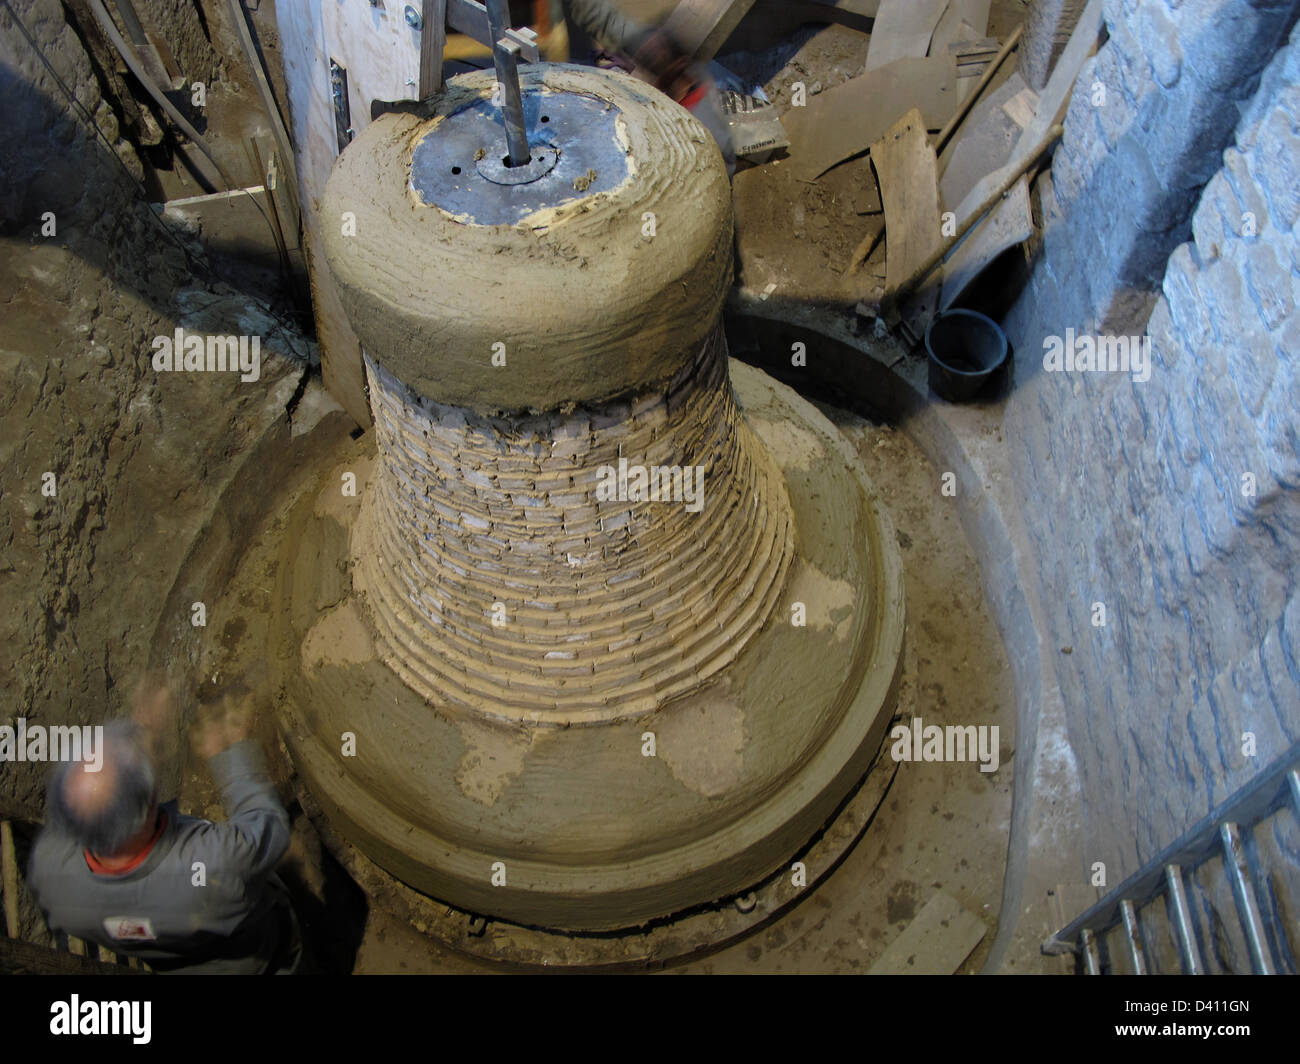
left=925, top=309, right=1008, bottom=402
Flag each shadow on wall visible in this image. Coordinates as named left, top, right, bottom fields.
left=0, top=48, right=300, bottom=321
left=0, top=53, right=314, bottom=821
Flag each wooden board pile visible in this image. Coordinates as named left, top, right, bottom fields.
left=728, top=0, right=1105, bottom=346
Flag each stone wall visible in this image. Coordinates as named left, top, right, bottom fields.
left=1002, top=0, right=1300, bottom=968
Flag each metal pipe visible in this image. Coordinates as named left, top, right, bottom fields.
left=1164, top=864, right=1203, bottom=975
left=1219, top=822, right=1275, bottom=974
left=1119, top=899, right=1148, bottom=974
left=1080, top=928, right=1100, bottom=974
left=485, top=0, right=530, bottom=165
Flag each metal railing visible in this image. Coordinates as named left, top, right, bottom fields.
left=1044, top=739, right=1300, bottom=974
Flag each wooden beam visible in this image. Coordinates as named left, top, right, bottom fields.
left=754, top=0, right=879, bottom=33
left=781, top=56, right=957, bottom=181
left=870, top=108, right=942, bottom=325
left=949, top=0, right=1101, bottom=224
left=863, top=122, right=1064, bottom=323
left=933, top=24, right=1023, bottom=160
left=864, top=0, right=947, bottom=72
left=419, top=0, right=448, bottom=97
left=447, top=0, right=540, bottom=60
left=225, top=0, right=300, bottom=221
left=1, top=937, right=139, bottom=975
left=1, top=821, right=19, bottom=939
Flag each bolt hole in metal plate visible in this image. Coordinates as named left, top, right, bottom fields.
left=410, top=90, right=630, bottom=226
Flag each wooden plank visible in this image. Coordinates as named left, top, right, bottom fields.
left=938, top=173, right=1033, bottom=309
left=115, top=0, right=175, bottom=87
left=930, top=0, right=990, bottom=57
left=754, top=0, right=880, bottom=33
left=868, top=890, right=987, bottom=974
left=864, top=0, right=947, bottom=72
left=861, top=119, right=1063, bottom=328
left=781, top=56, right=956, bottom=180
left=872, top=108, right=942, bottom=322
left=1, top=936, right=140, bottom=976
left=225, top=0, right=300, bottom=222
left=277, top=1, right=431, bottom=427
left=951, top=0, right=1102, bottom=225
left=323, top=3, right=424, bottom=125
left=662, top=0, right=759, bottom=62
left=1, top=821, right=19, bottom=939
left=935, top=3, right=991, bottom=104
left=419, top=0, right=448, bottom=97
left=938, top=70, right=1028, bottom=206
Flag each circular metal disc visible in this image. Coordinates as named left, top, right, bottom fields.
left=410, top=89, right=629, bottom=226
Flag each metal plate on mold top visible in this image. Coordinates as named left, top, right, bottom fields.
left=409, top=90, right=630, bottom=226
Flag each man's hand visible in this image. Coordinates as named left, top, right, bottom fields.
left=192, top=694, right=254, bottom=760
left=130, top=672, right=177, bottom=769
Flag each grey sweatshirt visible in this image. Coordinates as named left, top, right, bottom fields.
left=561, top=0, right=652, bottom=55
left=27, top=740, right=291, bottom=974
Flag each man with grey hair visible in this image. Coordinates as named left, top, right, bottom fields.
left=26, top=686, right=298, bottom=974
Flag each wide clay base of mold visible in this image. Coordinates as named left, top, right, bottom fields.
left=271, top=361, right=907, bottom=934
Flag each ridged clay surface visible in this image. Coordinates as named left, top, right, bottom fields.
left=320, top=65, right=733, bottom=414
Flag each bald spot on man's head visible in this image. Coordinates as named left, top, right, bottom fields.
left=61, top=750, right=123, bottom=821
left=48, top=721, right=157, bottom=856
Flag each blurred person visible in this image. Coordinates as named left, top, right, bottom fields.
left=26, top=682, right=298, bottom=974
left=560, top=0, right=735, bottom=172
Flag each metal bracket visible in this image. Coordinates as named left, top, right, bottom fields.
left=329, top=58, right=354, bottom=154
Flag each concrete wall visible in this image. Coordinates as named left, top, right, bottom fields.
left=1002, top=0, right=1300, bottom=967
